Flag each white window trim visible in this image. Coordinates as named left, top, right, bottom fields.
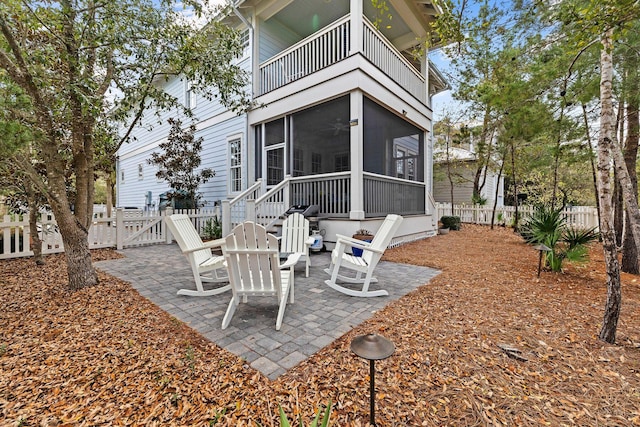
left=185, top=79, right=197, bottom=109
left=227, top=133, right=244, bottom=196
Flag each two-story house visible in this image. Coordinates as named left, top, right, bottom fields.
left=116, top=0, right=449, bottom=246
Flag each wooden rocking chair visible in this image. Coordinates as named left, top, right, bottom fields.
left=165, top=214, right=231, bottom=297
left=324, top=214, right=403, bottom=297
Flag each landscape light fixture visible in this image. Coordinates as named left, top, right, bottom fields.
left=350, top=333, right=395, bottom=426
left=534, top=243, right=551, bottom=277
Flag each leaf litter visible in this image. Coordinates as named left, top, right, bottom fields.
left=1, top=224, right=639, bottom=426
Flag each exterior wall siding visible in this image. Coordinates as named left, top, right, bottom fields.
left=259, top=18, right=301, bottom=63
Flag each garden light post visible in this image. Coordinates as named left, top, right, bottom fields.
left=535, top=244, right=551, bottom=277
left=350, top=333, right=395, bottom=426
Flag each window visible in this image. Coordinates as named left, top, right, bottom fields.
left=138, top=164, right=143, bottom=180
left=185, top=80, right=197, bottom=109
left=239, top=29, right=250, bottom=56
left=312, top=152, right=322, bottom=174
left=393, top=143, right=419, bottom=181
left=120, top=169, right=125, bottom=183
left=335, top=153, right=349, bottom=172
left=228, top=137, right=242, bottom=193
left=293, top=148, right=304, bottom=176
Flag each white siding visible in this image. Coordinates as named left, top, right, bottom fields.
left=117, top=115, right=247, bottom=208
left=259, top=18, right=301, bottom=62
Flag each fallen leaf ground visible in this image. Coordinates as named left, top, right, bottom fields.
left=1, top=224, right=640, bottom=426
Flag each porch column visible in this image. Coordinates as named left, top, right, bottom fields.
left=350, top=90, right=365, bottom=220
left=349, top=0, right=363, bottom=55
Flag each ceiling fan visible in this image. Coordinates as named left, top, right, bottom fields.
left=323, top=118, right=350, bottom=135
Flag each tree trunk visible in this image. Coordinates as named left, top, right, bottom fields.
left=43, top=136, right=98, bottom=290
left=490, top=149, right=506, bottom=230
left=613, top=172, right=624, bottom=245
left=551, top=107, right=565, bottom=210
left=597, top=30, right=622, bottom=344
left=582, top=103, right=601, bottom=233
left=511, top=141, right=519, bottom=232
left=621, top=59, right=640, bottom=274
left=27, top=191, right=44, bottom=266
left=106, top=173, right=114, bottom=218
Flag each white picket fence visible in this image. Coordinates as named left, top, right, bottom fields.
left=435, top=203, right=599, bottom=230
left=0, top=207, right=221, bottom=260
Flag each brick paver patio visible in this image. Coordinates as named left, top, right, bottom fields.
left=96, top=244, right=439, bottom=379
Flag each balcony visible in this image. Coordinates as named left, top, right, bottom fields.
left=258, top=14, right=427, bottom=104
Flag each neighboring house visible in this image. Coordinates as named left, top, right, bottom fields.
left=116, top=0, right=449, bottom=245
left=433, top=146, right=504, bottom=207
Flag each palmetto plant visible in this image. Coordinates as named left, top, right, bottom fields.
left=520, top=205, right=599, bottom=272
left=277, top=400, right=332, bottom=427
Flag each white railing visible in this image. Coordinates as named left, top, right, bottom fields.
left=255, top=178, right=291, bottom=229
left=435, top=203, right=599, bottom=230
left=0, top=207, right=222, bottom=260
left=222, top=179, right=263, bottom=236
left=290, top=172, right=351, bottom=217
left=362, top=18, right=426, bottom=103
left=259, top=16, right=351, bottom=95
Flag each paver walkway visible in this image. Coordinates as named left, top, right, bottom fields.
left=96, top=244, right=439, bottom=379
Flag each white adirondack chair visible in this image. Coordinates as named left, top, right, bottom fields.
left=324, top=214, right=403, bottom=297
left=165, top=214, right=231, bottom=297
left=279, top=213, right=315, bottom=277
left=222, top=221, right=301, bottom=330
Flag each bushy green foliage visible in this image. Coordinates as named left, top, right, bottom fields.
left=203, top=216, right=222, bottom=240
left=148, top=118, right=215, bottom=209
left=520, top=205, right=599, bottom=272
left=440, top=215, right=461, bottom=230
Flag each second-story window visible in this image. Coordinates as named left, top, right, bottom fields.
left=239, top=29, right=250, bottom=57
left=185, top=80, right=197, bottom=109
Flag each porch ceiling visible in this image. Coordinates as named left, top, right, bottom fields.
left=235, top=0, right=440, bottom=51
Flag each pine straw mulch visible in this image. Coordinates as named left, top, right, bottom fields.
left=1, top=224, right=640, bottom=426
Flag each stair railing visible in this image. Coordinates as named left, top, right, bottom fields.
left=221, top=179, right=263, bottom=236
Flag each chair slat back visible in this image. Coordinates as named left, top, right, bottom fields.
left=166, top=214, right=211, bottom=265
left=281, top=213, right=309, bottom=254
left=363, top=214, right=404, bottom=265
left=225, top=222, right=282, bottom=298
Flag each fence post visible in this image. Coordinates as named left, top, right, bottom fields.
left=222, top=200, right=231, bottom=237
left=165, top=207, right=173, bottom=244
left=116, top=208, right=124, bottom=250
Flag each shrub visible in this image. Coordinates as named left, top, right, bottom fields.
left=520, top=205, right=599, bottom=272
left=440, top=216, right=461, bottom=230
left=203, top=216, right=222, bottom=240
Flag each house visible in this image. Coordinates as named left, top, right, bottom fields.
left=432, top=145, right=504, bottom=207
left=116, top=0, right=449, bottom=247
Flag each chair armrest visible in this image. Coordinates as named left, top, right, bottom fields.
left=203, top=238, right=225, bottom=249
left=280, top=252, right=302, bottom=269
left=182, top=238, right=225, bottom=254
left=335, top=234, right=383, bottom=254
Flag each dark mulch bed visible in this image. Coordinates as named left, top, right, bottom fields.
left=1, top=225, right=640, bottom=426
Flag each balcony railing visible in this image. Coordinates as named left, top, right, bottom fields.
left=362, top=18, right=426, bottom=103
left=258, top=14, right=426, bottom=103
left=259, top=16, right=351, bottom=95
left=363, top=172, right=425, bottom=217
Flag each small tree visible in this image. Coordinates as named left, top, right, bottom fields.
left=148, top=118, right=215, bottom=209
